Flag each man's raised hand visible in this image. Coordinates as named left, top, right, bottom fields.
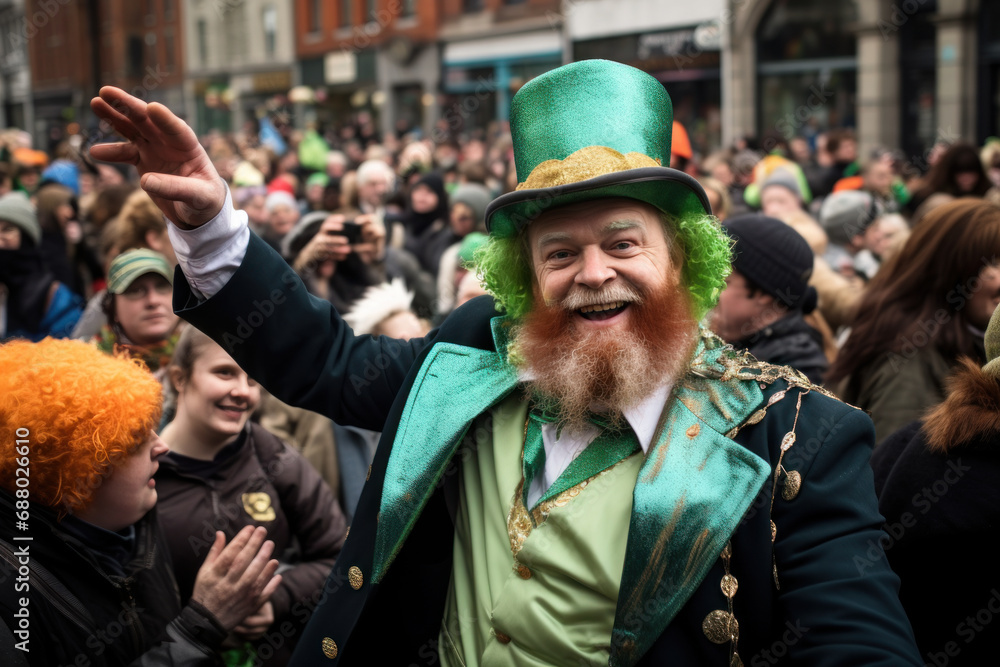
left=89, top=86, right=226, bottom=229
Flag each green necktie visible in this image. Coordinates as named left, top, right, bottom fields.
left=522, top=408, right=641, bottom=510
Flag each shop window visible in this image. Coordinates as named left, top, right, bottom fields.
left=308, top=0, right=322, bottom=34
left=979, top=0, right=1000, bottom=141
left=756, top=0, right=858, bottom=143
left=263, top=5, right=278, bottom=58
left=340, top=0, right=353, bottom=28
left=899, top=0, right=937, bottom=161
left=197, top=19, right=208, bottom=67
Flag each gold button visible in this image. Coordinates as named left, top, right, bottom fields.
left=720, top=574, right=738, bottom=599
left=494, top=630, right=512, bottom=645
left=702, top=609, right=738, bottom=644
left=348, top=565, right=363, bottom=590
left=782, top=470, right=802, bottom=500
left=515, top=564, right=532, bottom=580
left=686, top=423, right=700, bottom=438
left=321, top=636, right=338, bottom=659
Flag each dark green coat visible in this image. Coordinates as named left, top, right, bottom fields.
left=176, top=235, right=920, bottom=666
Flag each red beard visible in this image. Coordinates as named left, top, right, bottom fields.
left=512, top=280, right=699, bottom=431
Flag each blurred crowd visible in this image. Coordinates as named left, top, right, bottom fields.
left=2, top=109, right=1000, bottom=664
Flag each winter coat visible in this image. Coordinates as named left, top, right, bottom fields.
left=837, top=344, right=960, bottom=446
left=732, top=311, right=829, bottom=384
left=871, top=358, right=1000, bottom=666
left=154, top=422, right=346, bottom=664
left=0, top=492, right=226, bottom=666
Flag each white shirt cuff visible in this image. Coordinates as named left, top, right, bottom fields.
left=166, top=182, right=249, bottom=301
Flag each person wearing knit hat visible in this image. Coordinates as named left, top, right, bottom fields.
left=870, top=303, right=1000, bottom=666
left=40, top=158, right=81, bottom=195
left=743, top=155, right=812, bottom=216
left=95, top=248, right=180, bottom=375
left=0, top=190, right=41, bottom=248
left=0, top=191, right=83, bottom=341
left=758, top=167, right=806, bottom=219
left=94, top=66, right=921, bottom=667
left=712, top=213, right=827, bottom=383
left=0, top=338, right=282, bottom=666
left=818, top=189, right=907, bottom=281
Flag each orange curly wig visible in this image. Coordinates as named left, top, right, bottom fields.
left=0, top=338, right=162, bottom=513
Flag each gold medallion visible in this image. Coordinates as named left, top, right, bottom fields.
left=702, top=610, right=739, bottom=644
left=241, top=492, right=276, bottom=522
left=782, top=470, right=802, bottom=500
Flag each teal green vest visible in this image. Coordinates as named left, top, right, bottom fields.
left=440, top=394, right=644, bottom=666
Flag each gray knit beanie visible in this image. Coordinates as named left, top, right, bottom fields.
left=0, top=191, right=41, bottom=246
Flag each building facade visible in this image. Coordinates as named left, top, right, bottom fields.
left=23, top=0, right=185, bottom=150
left=566, top=0, right=725, bottom=156
left=0, top=0, right=33, bottom=135
left=727, top=0, right=993, bottom=163
left=294, top=0, right=442, bottom=140
left=183, top=0, right=296, bottom=134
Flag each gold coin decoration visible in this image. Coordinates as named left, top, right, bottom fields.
left=321, top=637, right=338, bottom=659
left=781, top=432, right=796, bottom=451
left=720, top=574, right=739, bottom=599
left=770, top=520, right=777, bottom=542
left=782, top=470, right=802, bottom=500
left=702, top=610, right=739, bottom=644
left=348, top=566, right=363, bottom=590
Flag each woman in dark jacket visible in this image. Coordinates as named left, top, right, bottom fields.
left=158, top=326, right=347, bottom=666
left=871, top=305, right=1000, bottom=666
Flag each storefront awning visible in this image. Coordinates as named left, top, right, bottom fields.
left=443, top=31, right=561, bottom=66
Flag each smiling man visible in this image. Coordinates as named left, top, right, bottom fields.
left=90, top=60, right=919, bottom=666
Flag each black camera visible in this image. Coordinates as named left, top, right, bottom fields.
left=336, top=221, right=363, bottom=244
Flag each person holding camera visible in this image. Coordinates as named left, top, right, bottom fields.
left=280, top=211, right=386, bottom=314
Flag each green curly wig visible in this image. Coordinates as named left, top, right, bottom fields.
left=474, top=210, right=732, bottom=321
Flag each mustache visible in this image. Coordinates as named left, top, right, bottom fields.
left=558, top=282, right=644, bottom=311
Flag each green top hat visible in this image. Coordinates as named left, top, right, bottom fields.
left=485, top=59, right=711, bottom=238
